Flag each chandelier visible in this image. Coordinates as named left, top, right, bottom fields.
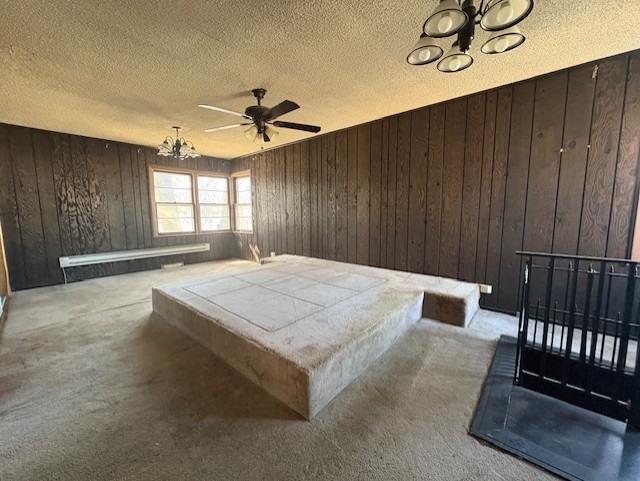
left=157, top=126, right=201, bottom=159
left=407, top=0, right=533, bottom=73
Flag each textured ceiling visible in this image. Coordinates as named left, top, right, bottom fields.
left=1, top=1, right=640, bottom=159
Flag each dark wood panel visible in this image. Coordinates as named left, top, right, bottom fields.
left=497, top=80, right=536, bottom=312
left=356, top=124, right=371, bottom=265
left=32, top=129, right=64, bottom=284
left=475, top=90, right=498, bottom=283
left=395, top=112, right=412, bottom=272
left=439, top=99, right=467, bottom=279
left=425, top=104, right=445, bottom=276
left=525, top=73, right=568, bottom=252
left=579, top=57, right=628, bottom=256
left=408, top=108, right=429, bottom=274
left=379, top=118, right=390, bottom=269
left=608, top=53, right=640, bottom=258
left=0, top=124, right=26, bottom=290
left=309, top=141, right=319, bottom=258
left=459, top=94, right=485, bottom=281
left=483, top=86, right=513, bottom=309
left=386, top=116, right=398, bottom=269
left=369, top=120, right=383, bottom=267
left=347, top=128, right=358, bottom=263
left=553, top=64, right=598, bottom=255
left=9, top=126, right=47, bottom=287
left=300, top=142, right=311, bottom=257
left=326, top=133, right=337, bottom=260
left=285, top=145, right=296, bottom=254
left=335, top=131, right=348, bottom=261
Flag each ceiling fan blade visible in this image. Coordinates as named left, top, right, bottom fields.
left=264, top=100, right=300, bottom=121
left=203, top=123, right=252, bottom=133
left=198, top=104, right=252, bottom=120
left=272, top=121, right=321, bottom=133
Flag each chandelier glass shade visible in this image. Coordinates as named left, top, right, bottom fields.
left=407, top=34, right=444, bottom=65
left=157, top=126, right=201, bottom=159
left=408, top=0, right=533, bottom=72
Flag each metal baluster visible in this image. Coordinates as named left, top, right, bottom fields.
left=550, top=301, right=558, bottom=353
left=586, top=261, right=607, bottom=394
left=540, top=257, right=556, bottom=377
left=611, top=313, right=621, bottom=369
left=616, top=264, right=637, bottom=373
left=562, top=259, right=581, bottom=386
left=533, top=299, right=541, bottom=347
left=515, top=258, right=531, bottom=384
left=579, top=264, right=595, bottom=364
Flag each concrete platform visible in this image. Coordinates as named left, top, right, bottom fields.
left=152, top=255, right=480, bottom=418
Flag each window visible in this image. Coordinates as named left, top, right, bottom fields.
left=152, top=171, right=195, bottom=234
left=198, top=175, right=230, bottom=231
left=149, top=166, right=250, bottom=236
left=233, top=174, right=253, bottom=232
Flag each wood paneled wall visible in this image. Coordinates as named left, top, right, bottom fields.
left=0, top=124, right=238, bottom=290
left=236, top=51, right=640, bottom=314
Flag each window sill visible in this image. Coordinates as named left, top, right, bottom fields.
left=153, top=230, right=233, bottom=238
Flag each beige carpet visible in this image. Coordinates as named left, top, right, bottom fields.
left=0, top=261, right=557, bottom=480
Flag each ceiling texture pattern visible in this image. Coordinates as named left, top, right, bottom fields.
left=1, top=0, right=640, bottom=159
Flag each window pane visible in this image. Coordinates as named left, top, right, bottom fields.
left=201, top=217, right=230, bottom=231
left=154, top=187, right=192, bottom=203
left=201, top=204, right=230, bottom=218
left=198, top=175, right=228, bottom=192
left=235, top=205, right=252, bottom=218
left=157, top=204, right=194, bottom=219
left=198, top=190, right=228, bottom=204
left=236, top=217, right=252, bottom=231
left=236, top=191, right=251, bottom=204
left=235, top=176, right=251, bottom=192
left=157, top=217, right=195, bottom=234
left=154, top=171, right=192, bottom=189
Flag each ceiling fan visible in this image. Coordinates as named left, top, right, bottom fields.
left=198, top=88, right=321, bottom=144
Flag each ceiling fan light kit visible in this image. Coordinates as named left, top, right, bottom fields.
left=409, top=0, right=533, bottom=72
left=157, top=126, right=201, bottom=159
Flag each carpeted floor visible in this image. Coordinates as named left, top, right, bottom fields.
left=0, top=260, right=557, bottom=480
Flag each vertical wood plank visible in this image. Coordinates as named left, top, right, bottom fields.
left=579, top=57, right=627, bottom=256
left=9, top=126, right=48, bottom=287
left=335, top=131, right=348, bottom=261
left=459, top=94, right=485, bottom=281
left=524, top=73, right=568, bottom=252
left=326, top=133, right=337, bottom=260
left=395, top=112, right=412, bottom=272
left=438, top=99, right=467, bottom=279
left=347, top=128, right=358, bottom=263
left=285, top=145, right=296, bottom=254
left=497, top=80, right=536, bottom=312
left=608, top=54, right=640, bottom=258
left=379, top=118, right=390, bottom=268
left=552, top=64, right=597, bottom=255
left=300, top=142, right=311, bottom=257
left=309, top=141, right=319, bottom=258
left=32, top=130, right=64, bottom=284
left=425, top=104, right=445, bottom=276
left=484, top=86, right=513, bottom=309
left=356, top=123, right=371, bottom=265
left=386, top=116, right=398, bottom=269
left=408, top=108, right=429, bottom=274
left=476, top=91, right=497, bottom=283
left=0, top=124, right=26, bottom=290
left=369, top=120, right=383, bottom=267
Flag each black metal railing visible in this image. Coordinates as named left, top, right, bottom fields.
left=514, top=251, right=639, bottom=429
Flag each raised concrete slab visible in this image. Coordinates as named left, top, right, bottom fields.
left=152, top=255, right=480, bottom=418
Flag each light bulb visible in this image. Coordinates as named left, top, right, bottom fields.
left=437, top=13, right=453, bottom=33
left=449, top=56, right=462, bottom=71
left=497, top=2, right=514, bottom=24
left=495, top=37, right=510, bottom=53
left=418, top=49, right=431, bottom=62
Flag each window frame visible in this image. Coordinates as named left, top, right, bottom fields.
left=148, top=165, right=232, bottom=237
left=231, top=170, right=253, bottom=233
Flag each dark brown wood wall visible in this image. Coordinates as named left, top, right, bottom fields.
left=0, top=124, right=238, bottom=290
left=234, top=51, right=640, bottom=314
